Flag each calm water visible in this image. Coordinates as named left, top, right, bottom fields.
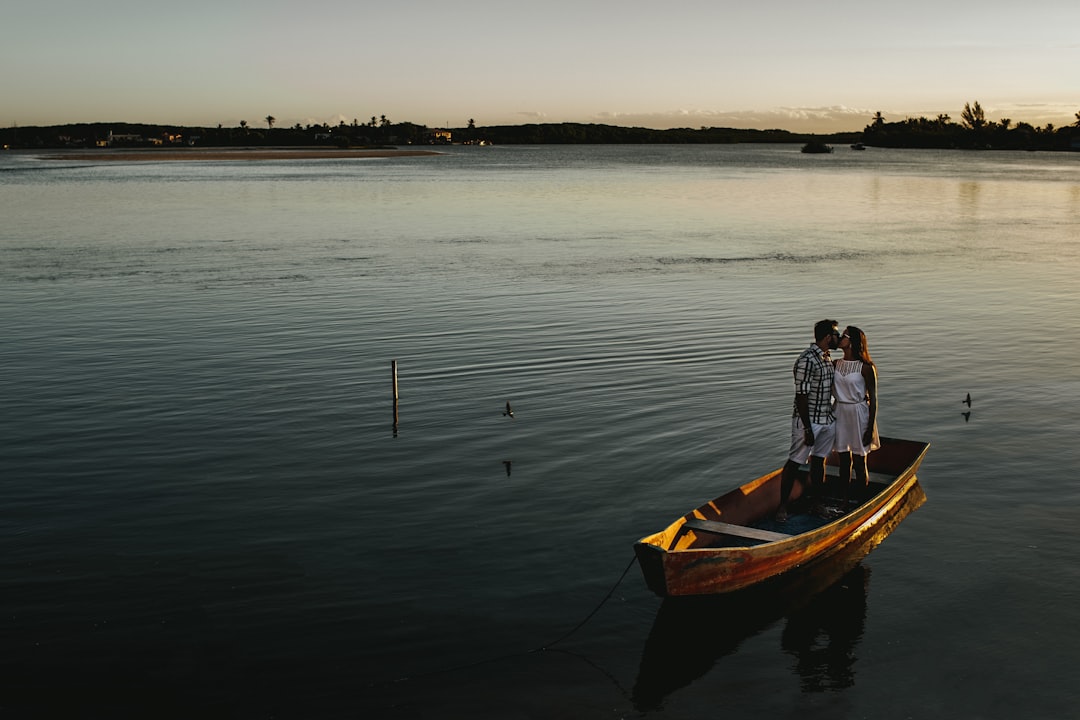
left=2, top=145, right=1079, bottom=718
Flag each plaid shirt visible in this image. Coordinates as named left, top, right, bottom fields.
left=792, top=344, right=835, bottom=424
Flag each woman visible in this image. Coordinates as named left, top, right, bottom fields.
left=833, top=325, right=879, bottom=500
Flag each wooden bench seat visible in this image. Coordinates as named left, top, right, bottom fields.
left=683, top=518, right=792, bottom=543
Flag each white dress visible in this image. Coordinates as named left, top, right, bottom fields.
left=833, top=359, right=880, bottom=455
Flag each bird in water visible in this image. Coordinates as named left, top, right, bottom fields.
left=503, top=400, right=514, bottom=418
left=963, top=393, right=972, bottom=407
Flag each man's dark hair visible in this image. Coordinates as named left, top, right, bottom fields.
left=814, top=319, right=839, bottom=341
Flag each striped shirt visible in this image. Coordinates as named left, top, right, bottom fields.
left=792, top=344, right=835, bottom=424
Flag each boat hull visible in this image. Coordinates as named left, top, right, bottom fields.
left=634, top=438, right=929, bottom=596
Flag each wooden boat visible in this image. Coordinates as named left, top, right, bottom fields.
left=634, top=437, right=929, bottom=596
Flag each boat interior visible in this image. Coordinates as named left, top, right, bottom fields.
left=636, top=438, right=928, bottom=554
left=667, top=465, right=897, bottom=551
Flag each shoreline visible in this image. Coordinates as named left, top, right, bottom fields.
left=43, top=148, right=442, bottom=161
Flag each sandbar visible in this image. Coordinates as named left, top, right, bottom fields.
left=47, top=148, right=441, bottom=161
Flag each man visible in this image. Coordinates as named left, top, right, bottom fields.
left=776, top=319, right=841, bottom=522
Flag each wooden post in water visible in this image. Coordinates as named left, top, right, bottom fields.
left=391, top=360, right=399, bottom=434
left=391, top=360, right=399, bottom=401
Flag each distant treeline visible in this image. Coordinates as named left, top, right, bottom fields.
left=863, top=103, right=1080, bottom=151
left=471, top=124, right=858, bottom=145
left=2, top=120, right=858, bottom=150
left=4, top=103, right=1079, bottom=150
left=1, top=121, right=435, bottom=150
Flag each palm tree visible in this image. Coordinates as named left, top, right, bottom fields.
left=265, top=115, right=275, bottom=131
left=961, top=101, right=985, bottom=131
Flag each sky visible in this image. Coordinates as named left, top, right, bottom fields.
left=4, top=0, right=1078, bottom=133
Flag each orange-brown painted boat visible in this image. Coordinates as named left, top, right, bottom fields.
left=634, top=437, right=929, bottom=596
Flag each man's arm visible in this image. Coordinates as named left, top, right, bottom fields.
left=795, top=393, right=813, bottom=444
left=792, top=351, right=815, bottom=443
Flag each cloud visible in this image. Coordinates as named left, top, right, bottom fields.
left=983, top=102, right=1078, bottom=127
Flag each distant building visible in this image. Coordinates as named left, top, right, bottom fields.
left=104, top=131, right=144, bottom=146
left=430, top=129, right=452, bottom=144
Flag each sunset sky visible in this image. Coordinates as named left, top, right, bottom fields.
left=4, top=0, right=1078, bottom=133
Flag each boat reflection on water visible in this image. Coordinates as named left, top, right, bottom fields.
left=781, top=564, right=868, bottom=692
left=632, top=558, right=871, bottom=710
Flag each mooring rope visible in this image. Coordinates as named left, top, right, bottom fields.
left=532, top=554, right=638, bottom=652
left=372, top=554, right=639, bottom=687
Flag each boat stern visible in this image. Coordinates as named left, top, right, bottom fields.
left=634, top=539, right=672, bottom=597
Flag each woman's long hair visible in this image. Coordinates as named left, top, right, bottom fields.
left=846, top=326, right=873, bottom=365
